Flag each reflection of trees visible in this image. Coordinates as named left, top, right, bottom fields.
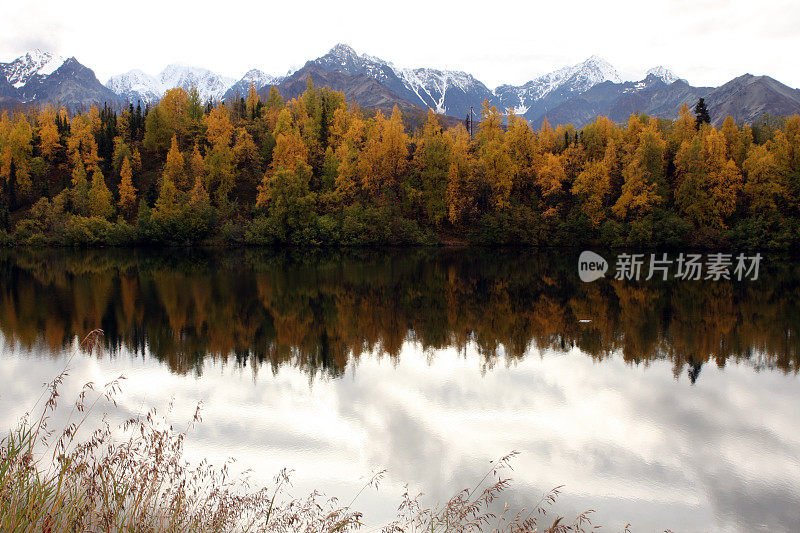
left=0, top=248, right=798, bottom=381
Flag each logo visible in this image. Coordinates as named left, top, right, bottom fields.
left=578, top=251, right=608, bottom=282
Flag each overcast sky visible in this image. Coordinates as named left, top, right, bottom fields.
left=2, top=0, right=799, bottom=89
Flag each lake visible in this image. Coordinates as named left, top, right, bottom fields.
left=0, top=247, right=798, bottom=532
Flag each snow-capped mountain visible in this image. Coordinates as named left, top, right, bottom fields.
left=400, top=67, right=496, bottom=117
left=496, top=55, right=623, bottom=118
left=1, top=49, right=66, bottom=88
left=305, top=44, right=497, bottom=118
left=107, top=69, right=162, bottom=104
left=313, top=44, right=397, bottom=84
left=4, top=44, right=798, bottom=129
left=224, top=69, right=281, bottom=100
left=0, top=50, right=119, bottom=108
left=101, top=46, right=676, bottom=124
left=645, top=66, right=681, bottom=84
left=159, top=64, right=235, bottom=103
left=107, top=65, right=236, bottom=104
left=306, top=44, right=422, bottom=106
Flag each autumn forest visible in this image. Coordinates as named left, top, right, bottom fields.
left=1, top=80, right=800, bottom=248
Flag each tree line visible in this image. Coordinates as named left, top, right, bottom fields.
left=0, top=80, right=799, bottom=248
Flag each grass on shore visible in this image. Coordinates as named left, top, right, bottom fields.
left=1, top=330, right=602, bottom=532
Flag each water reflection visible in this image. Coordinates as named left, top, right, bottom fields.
left=1, top=248, right=800, bottom=532
left=0, top=247, right=798, bottom=380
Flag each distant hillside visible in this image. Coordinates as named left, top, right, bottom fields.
left=702, top=74, right=800, bottom=126
left=2, top=45, right=799, bottom=125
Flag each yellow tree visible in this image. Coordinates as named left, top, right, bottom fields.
left=504, top=110, right=537, bottom=197
left=359, top=107, right=409, bottom=204
left=572, top=160, right=611, bottom=228
left=783, top=114, right=800, bottom=173
left=189, top=143, right=205, bottom=184
left=674, top=128, right=742, bottom=229
left=536, top=153, right=567, bottom=219
left=5, top=117, right=33, bottom=200
left=612, top=122, right=665, bottom=220
left=189, top=173, right=211, bottom=211
left=160, top=88, right=191, bottom=143
left=257, top=124, right=308, bottom=209
left=163, top=136, right=187, bottom=190
left=153, top=172, right=180, bottom=223
left=446, top=124, right=474, bottom=224
left=669, top=103, right=696, bottom=152
left=112, top=136, right=132, bottom=174
left=234, top=128, right=258, bottom=167
left=263, top=86, right=285, bottom=131
left=205, top=144, right=235, bottom=211
left=742, top=144, right=786, bottom=215
left=68, top=114, right=100, bottom=171
left=476, top=101, right=511, bottom=210
left=620, top=114, right=645, bottom=162
left=205, top=105, right=233, bottom=148
left=581, top=116, right=617, bottom=161
left=383, top=106, right=410, bottom=188
left=131, top=148, right=142, bottom=173
left=537, top=117, right=557, bottom=154
left=70, top=157, right=89, bottom=215
left=88, top=168, right=114, bottom=219
left=333, top=110, right=366, bottom=203
left=38, top=106, right=61, bottom=159
left=118, top=156, right=137, bottom=220
left=246, top=83, right=261, bottom=120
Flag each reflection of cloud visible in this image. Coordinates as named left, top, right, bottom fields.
left=703, top=472, right=800, bottom=532
left=2, top=337, right=800, bottom=532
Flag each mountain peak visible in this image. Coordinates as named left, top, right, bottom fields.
left=576, top=55, right=622, bottom=83
left=584, top=54, right=608, bottom=64
left=329, top=43, right=358, bottom=57
left=243, top=68, right=267, bottom=78
left=646, top=66, right=680, bottom=84
left=2, top=49, right=67, bottom=88
left=105, top=64, right=236, bottom=104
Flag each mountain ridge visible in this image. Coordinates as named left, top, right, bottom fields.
left=2, top=45, right=799, bottom=127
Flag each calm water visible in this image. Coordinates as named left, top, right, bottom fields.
left=0, top=248, right=799, bottom=532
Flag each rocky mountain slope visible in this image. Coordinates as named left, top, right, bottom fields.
left=0, top=51, right=119, bottom=109
left=2, top=45, right=799, bottom=127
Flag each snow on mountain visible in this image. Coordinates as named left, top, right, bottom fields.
left=224, top=68, right=281, bottom=100
left=645, top=66, right=680, bottom=84
left=106, top=64, right=236, bottom=104
left=1, top=49, right=67, bottom=88
left=13, top=45, right=695, bottom=126
left=306, top=46, right=629, bottom=121
left=496, top=55, right=623, bottom=116
left=158, top=64, right=235, bottom=103
left=309, top=44, right=496, bottom=117
left=400, top=67, right=494, bottom=115
left=239, top=68, right=278, bottom=88
left=313, top=43, right=399, bottom=84
left=106, top=69, right=162, bottom=104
